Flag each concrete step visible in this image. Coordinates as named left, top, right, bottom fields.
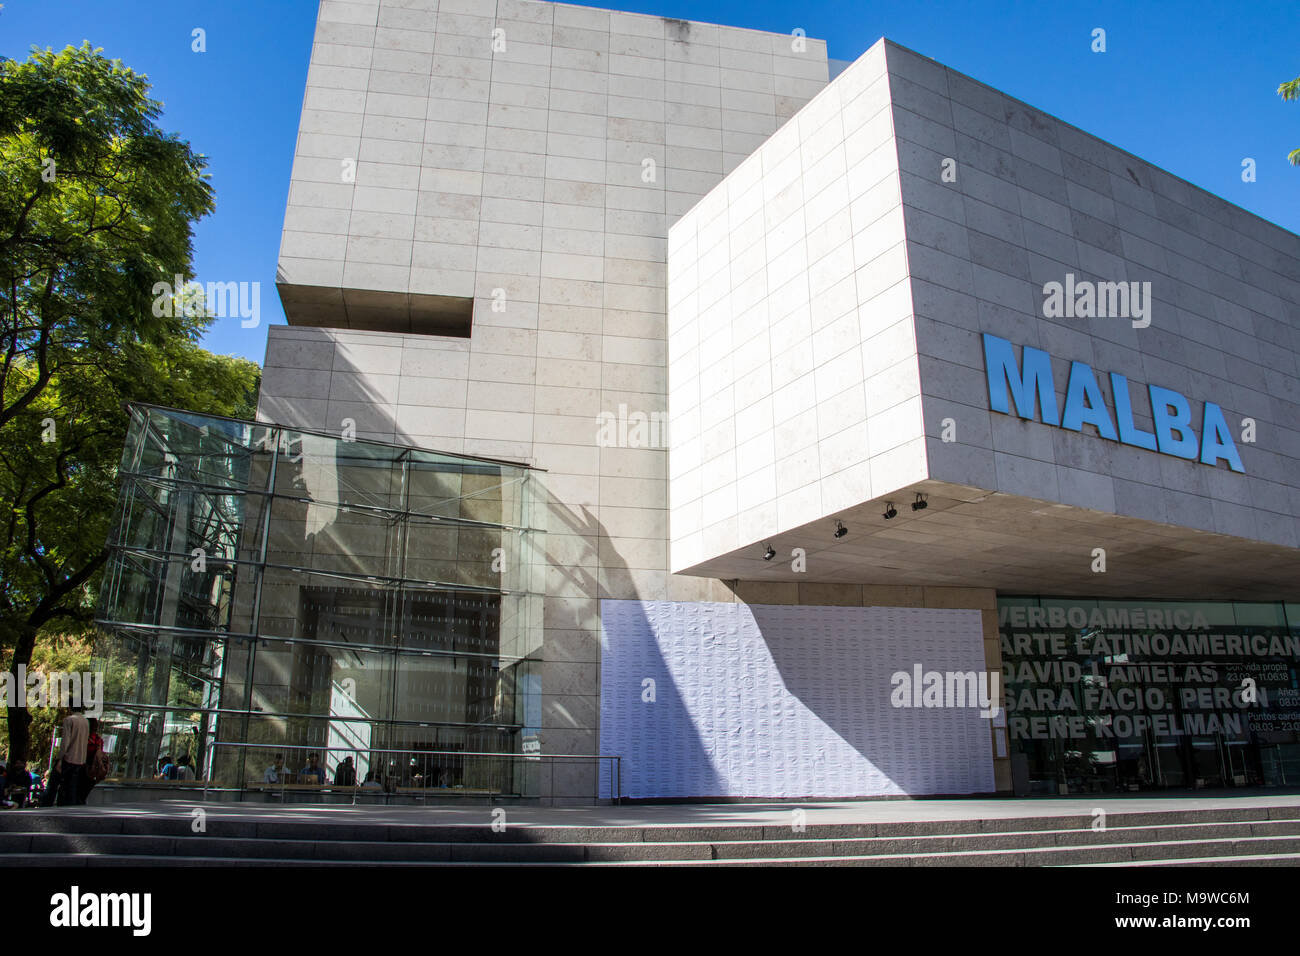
left=10, top=834, right=1300, bottom=867
left=0, top=832, right=707, bottom=863
left=1088, top=853, right=1300, bottom=866
left=9, top=802, right=1299, bottom=865
left=4, top=822, right=1299, bottom=865
left=5, top=804, right=1298, bottom=843
left=4, top=818, right=1296, bottom=858
left=574, top=835, right=1300, bottom=866
left=706, top=820, right=1300, bottom=858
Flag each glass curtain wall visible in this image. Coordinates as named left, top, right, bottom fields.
left=94, top=404, right=545, bottom=799
left=999, top=596, right=1300, bottom=795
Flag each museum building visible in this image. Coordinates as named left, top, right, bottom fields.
left=95, top=0, right=1300, bottom=802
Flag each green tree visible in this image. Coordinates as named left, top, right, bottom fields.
left=1282, top=76, right=1300, bottom=165
left=0, top=43, right=260, bottom=762
left=0, top=632, right=93, bottom=769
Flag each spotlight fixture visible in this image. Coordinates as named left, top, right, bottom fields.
left=911, top=493, right=928, bottom=512
left=834, top=520, right=848, bottom=539
left=882, top=504, right=897, bottom=520
left=763, top=544, right=776, bottom=561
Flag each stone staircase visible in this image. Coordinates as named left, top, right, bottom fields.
left=3, top=802, right=1300, bottom=865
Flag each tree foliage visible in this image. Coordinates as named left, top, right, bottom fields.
left=0, top=43, right=260, bottom=761
left=0, top=632, right=92, bottom=769
left=1281, top=76, right=1300, bottom=166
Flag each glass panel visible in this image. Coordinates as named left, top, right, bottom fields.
left=1001, top=596, right=1300, bottom=795
left=247, top=640, right=396, bottom=724
left=252, top=570, right=400, bottom=652
left=97, top=705, right=211, bottom=782
left=94, top=405, right=547, bottom=802
left=265, top=494, right=401, bottom=579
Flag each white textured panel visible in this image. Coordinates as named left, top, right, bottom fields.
left=667, top=41, right=918, bottom=573
left=600, top=600, right=993, bottom=797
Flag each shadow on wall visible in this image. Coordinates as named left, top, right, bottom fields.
left=255, top=340, right=992, bottom=800
left=595, top=593, right=993, bottom=799
left=256, top=336, right=721, bottom=802
left=536, top=483, right=721, bottom=801
left=750, top=602, right=994, bottom=797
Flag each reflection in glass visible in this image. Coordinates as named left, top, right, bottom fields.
left=95, top=405, right=545, bottom=798
left=1001, top=596, right=1300, bottom=795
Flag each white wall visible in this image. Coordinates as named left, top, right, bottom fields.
left=882, top=41, right=1300, bottom=550
left=600, top=599, right=994, bottom=798
left=265, top=0, right=831, bottom=774
left=667, top=40, right=927, bottom=575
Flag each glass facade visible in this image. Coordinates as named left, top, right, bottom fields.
left=94, top=405, right=545, bottom=798
left=1000, top=596, right=1300, bottom=795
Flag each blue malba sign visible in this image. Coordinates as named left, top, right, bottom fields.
left=982, top=334, right=1244, bottom=473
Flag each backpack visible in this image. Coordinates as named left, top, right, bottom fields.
left=87, top=748, right=111, bottom=783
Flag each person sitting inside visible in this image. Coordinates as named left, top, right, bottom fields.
left=175, top=755, right=196, bottom=781
left=406, top=757, right=425, bottom=788
left=360, top=771, right=382, bottom=790
left=156, top=755, right=176, bottom=780
left=298, top=753, right=325, bottom=785
left=263, top=753, right=288, bottom=784
left=333, top=756, right=356, bottom=787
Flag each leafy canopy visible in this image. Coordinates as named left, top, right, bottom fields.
left=0, top=43, right=260, bottom=759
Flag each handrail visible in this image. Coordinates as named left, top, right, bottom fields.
left=190, top=741, right=621, bottom=806
left=91, top=700, right=529, bottom=731
left=207, top=741, right=612, bottom=759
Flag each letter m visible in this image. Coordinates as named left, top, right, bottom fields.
left=1095, top=281, right=1130, bottom=317
left=983, top=334, right=1059, bottom=425
left=102, top=893, right=130, bottom=926
left=205, top=281, right=239, bottom=318
left=946, top=671, right=978, bottom=708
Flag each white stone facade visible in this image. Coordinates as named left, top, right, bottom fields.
left=667, top=39, right=1300, bottom=602
left=264, top=2, right=1300, bottom=798
left=262, top=0, right=830, bottom=784
left=668, top=43, right=924, bottom=574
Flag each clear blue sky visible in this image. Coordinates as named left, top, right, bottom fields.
left=3, top=0, right=1298, bottom=363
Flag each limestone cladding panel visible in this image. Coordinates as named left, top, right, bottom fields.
left=667, top=40, right=920, bottom=573
left=882, top=40, right=1300, bottom=551
left=668, top=36, right=1300, bottom=572
left=267, top=1, right=831, bottom=759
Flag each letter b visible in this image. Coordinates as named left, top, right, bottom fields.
left=1148, top=385, right=1198, bottom=459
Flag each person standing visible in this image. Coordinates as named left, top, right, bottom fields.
left=54, top=707, right=89, bottom=807
left=75, top=718, right=105, bottom=805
